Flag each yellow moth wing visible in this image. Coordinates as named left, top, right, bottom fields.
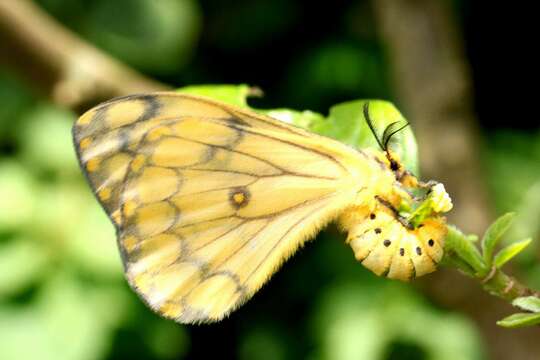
left=73, top=93, right=371, bottom=323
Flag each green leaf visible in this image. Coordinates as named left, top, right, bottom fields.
left=493, top=238, right=532, bottom=269
left=512, top=296, right=540, bottom=313
left=263, top=108, right=325, bottom=130
left=177, top=84, right=253, bottom=107
left=481, top=212, right=515, bottom=266
left=496, top=312, right=540, bottom=328
left=444, top=226, right=487, bottom=275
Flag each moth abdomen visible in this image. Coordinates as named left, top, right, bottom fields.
left=342, top=199, right=447, bottom=281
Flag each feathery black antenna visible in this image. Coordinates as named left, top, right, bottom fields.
left=363, top=102, right=385, bottom=151
left=382, top=122, right=410, bottom=151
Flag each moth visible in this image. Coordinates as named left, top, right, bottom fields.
left=73, top=92, right=452, bottom=323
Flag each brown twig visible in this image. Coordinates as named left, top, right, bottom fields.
left=0, top=0, right=170, bottom=113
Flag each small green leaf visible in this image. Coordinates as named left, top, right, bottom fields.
left=177, top=84, right=253, bottom=107
left=263, top=109, right=325, bottom=130
left=481, top=212, right=515, bottom=266
left=512, top=296, right=540, bottom=313
left=493, top=238, right=532, bottom=269
left=496, top=312, right=540, bottom=328
left=445, top=226, right=487, bottom=275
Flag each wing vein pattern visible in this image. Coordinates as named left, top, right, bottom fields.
left=73, top=93, right=361, bottom=323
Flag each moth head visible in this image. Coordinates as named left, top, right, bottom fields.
left=363, top=102, right=414, bottom=184
left=362, top=102, right=452, bottom=228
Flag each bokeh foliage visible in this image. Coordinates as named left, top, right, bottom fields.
left=1, top=0, right=539, bottom=359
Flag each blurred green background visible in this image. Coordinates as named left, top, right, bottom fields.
left=1, top=1, right=539, bottom=360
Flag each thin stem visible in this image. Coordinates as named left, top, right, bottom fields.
left=481, top=268, right=540, bottom=303
left=444, top=229, right=540, bottom=304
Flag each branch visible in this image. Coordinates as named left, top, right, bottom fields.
left=445, top=235, right=539, bottom=302
left=0, top=0, right=170, bottom=112
left=483, top=269, right=539, bottom=302
left=443, top=221, right=540, bottom=326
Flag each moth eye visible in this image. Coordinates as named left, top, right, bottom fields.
left=428, top=239, right=435, bottom=247
left=374, top=228, right=382, bottom=234
left=383, top=239, right=391, bottom=247
left=399, top=248, right=405, bottom=256
left=370, top=213, right=376, bottom=220
left=416, top=246, right=422, bottom=255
